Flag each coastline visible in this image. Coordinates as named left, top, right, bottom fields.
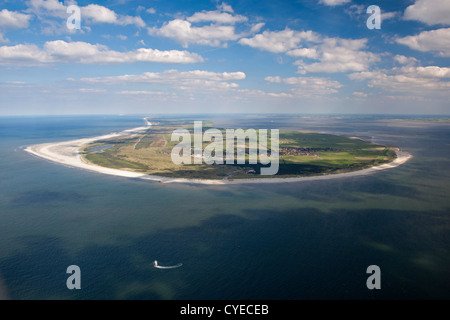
left=24, top=123, right=413, bottom=185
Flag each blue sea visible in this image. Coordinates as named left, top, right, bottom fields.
left=0, top=114, right=449, bottom=299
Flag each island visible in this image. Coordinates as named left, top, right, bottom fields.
left=24, top=117, right=413, bottom=184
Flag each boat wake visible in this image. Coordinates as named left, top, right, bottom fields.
left=153, top=260, right=182, bottom=269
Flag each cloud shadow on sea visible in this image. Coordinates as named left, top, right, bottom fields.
left=11, top=190, right=87, bottom=206
left=1, top=206, right=449, bottom=300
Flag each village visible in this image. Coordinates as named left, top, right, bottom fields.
left=279, top=147, right=341, bottom=159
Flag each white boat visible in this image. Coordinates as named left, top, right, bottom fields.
left=153, top=260, right=182, bottom=269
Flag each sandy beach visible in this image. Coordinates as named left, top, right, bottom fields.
left=24, top=123, right=413, bottom=185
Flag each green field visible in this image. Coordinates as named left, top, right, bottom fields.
left=80, top=119, right=397, bottom=180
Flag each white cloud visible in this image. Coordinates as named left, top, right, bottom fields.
left=187, top=10, right=247, bottom=24
left=295, top=38, right=379, bottom=73
left=81, top=70, right=245, bottom=83
left=353, top=91, right=368, bottom=98
left=286, top=48, right=319, bottom=59
left=2, top=81, right=28, bottom=85
left=27, top=0, right=145, bottom=28
left=79, top=88, right=107, bottom=93
left=146, top=8, right=156, bottom=14
left=265, top=92, right=293, bottom=98
left=239, top=28, right=320, bottom=53
left=79, top=70, right=246, bottom=92
left=217, top=3, right=234, bottom=13
left=345, top=4, right=365, bottom=18
left=149, top=4, right=260, bottom=47
left=264, top=76, right=281, bottom=83
left=116, top=15, right=146, bottom=27
left=249, top=22, right=265, bottom=34
left=82, top=4, right=145, bottom=27
left=396, top=28, right=450, bottom=57
left=0, top=41, right=204, bottom=65
left=345, top=4, right=397, bottom=22
left=393, top=55, right=418, bottom=65
left=0, top=43, right=52, bottom=64
left=237, top=89, right=293, bottom=98
left=404, top=0, right=450, bottom=26
left=149, top=19, right=241, bottom=47
left=0, top=9, right=32, bottom=29
left=239, top=28, right=377, bottom=74
left=26, top=0, right=72, bottom=20
left=116, top=91, right=178, bottom=102
left=0, top=34, right=9, bottom=43
left=27, top=0, right=65, bottom=15
left=401, top=66, right=450, bottom=78
left=349, top=65, right=450, bottom=93
left=82, top=4, right=117, bottom=24
left=381, top=11, right=398, bottom=21
left=118, top=91, right=171, bottom=95
left=265, top=75, right=343, bottom=95
left=319, top=0, right=351, bottom=6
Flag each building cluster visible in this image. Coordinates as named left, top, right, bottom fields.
left=280, top=147, right=339, bottom=158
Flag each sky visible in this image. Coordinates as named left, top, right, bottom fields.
left=0, top=0, right=449, bottom=115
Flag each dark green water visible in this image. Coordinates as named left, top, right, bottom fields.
left=0, top=115, right=449, bottom=299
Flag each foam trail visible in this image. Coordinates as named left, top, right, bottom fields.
left=153, top=260, right=182, bottom=269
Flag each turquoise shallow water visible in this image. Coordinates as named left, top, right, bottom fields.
left=0, top=114, right=449, bottom=299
